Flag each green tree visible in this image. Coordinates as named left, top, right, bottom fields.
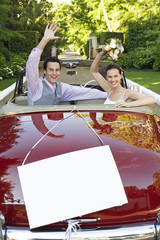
left=1, top=0, right=160, bottom=70
left=53, top=0, right=107, bottom=53
left=0, top=0, right=17, bottom=56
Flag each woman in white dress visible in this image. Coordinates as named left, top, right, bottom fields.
left=90, top=46, right=155, bottom=107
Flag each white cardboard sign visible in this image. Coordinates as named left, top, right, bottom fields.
left=18, top=145, right=128, bottom=229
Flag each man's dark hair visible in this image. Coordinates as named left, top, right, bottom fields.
left=43, top=57, right=61, bottom=70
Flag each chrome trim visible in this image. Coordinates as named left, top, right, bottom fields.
left=75, top=217, right=101, bottom=223
left=0, top=211, right=5, bottom=240
left=156, top=211, right=160, bottom=240
left=3, top=222, right=159, bottom=240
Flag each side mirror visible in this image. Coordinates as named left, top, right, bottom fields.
left=63, top=61, right=79, bottom=76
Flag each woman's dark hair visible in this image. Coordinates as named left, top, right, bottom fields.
left=43, top=57, right=61, bottom=70
left=106, top=63, right=122, bottom=74
left=99, top=63, right=127, bottom=88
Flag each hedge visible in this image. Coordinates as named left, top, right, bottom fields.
left=8, top=31, right=39, bottom=54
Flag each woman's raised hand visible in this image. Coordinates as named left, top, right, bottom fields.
left=98, top=45, right=107, bottom=53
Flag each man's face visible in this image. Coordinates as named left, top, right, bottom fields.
left=43, top=62, right=61, bottom=85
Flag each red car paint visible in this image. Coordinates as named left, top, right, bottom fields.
left=1, top=110, right=160, bottom=229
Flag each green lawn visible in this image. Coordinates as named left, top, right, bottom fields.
left=125, top=71, right=160, bottom=95
left=0, top=78, right=16, bottom=92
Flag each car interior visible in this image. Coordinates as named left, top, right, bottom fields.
left=10, top=68, right=129, bottom=106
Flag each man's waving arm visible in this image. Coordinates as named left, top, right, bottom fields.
left=26, top=22, right=60, bottom=101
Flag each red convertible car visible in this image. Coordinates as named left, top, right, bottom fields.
left=0, top=69, right=160, bottom=240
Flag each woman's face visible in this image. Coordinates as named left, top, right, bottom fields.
left=106, top=68, right=122, bottom=88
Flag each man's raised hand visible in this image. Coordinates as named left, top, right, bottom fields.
left=44, top=22, right=60, bottom=41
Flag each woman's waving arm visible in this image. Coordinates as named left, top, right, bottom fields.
left=90, top=47, right=110, bottom=94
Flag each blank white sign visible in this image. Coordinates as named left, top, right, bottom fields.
left=18, top=145, right=128, bottom=229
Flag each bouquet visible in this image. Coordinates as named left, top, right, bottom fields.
left=104, top=38, right=124, bottom=61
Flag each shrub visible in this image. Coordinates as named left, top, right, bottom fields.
left=152, top=39, right=160, bottom=71
left=0, top=56, right=12, bottom=79
left=9, top=53, right=28, bottom=76
left=131, top=47, right=154, bottom=69
left=124, top=15, right=160, bottom=70
left=116, top=48, right=154, bottom=70
left=153, top=56, right=160, bottom=71
left=0, top=30, right=38, bottom=79
left=125, top=19, right=160, bottom=52
left=116, top=54, right=133, bottom=69
left=0, top=66, right=14, bottom=79
left=0, top=53, right=28, bottom=79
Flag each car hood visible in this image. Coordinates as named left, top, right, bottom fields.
left=1, top=110, right=160, bottom=229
